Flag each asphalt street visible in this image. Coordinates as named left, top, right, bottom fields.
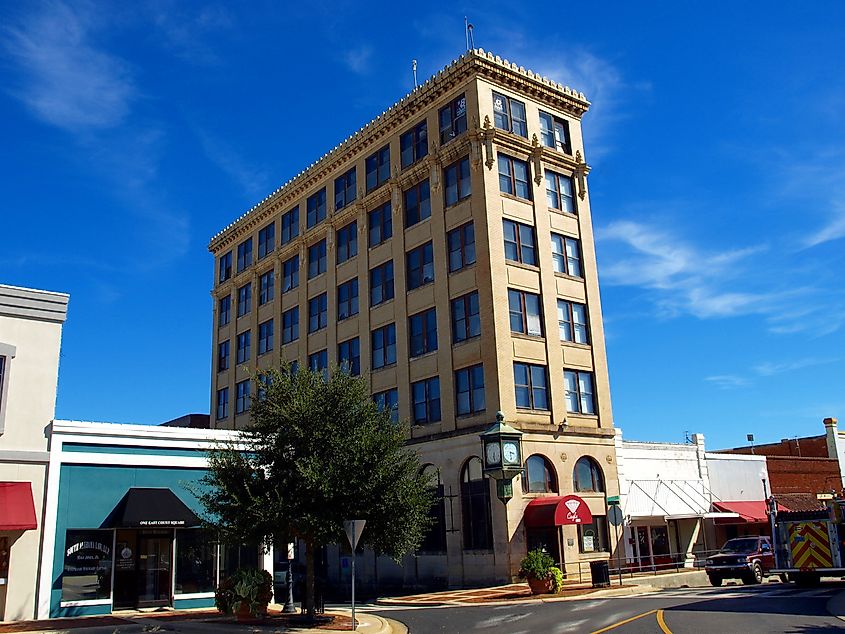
left=370, top=582, right=845, bottom=633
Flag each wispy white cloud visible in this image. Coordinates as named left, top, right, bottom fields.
left=705, top=375, right=750, bottom=390
left=804, top=201, right=845, bottom=248
left=2, top=1, right=135, bottom=131
left=195, top=129, right=270, bottom=199
left=343, top=45, right=373, bottom=75
left=150, top=3, right=234, bottom=65
left=753, top=357, right=839, bottom=377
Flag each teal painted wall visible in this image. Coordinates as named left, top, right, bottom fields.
left=63, top=443, right=208, bottom=458
left=173, top=597, right=216, bottom=610
left=51, top=464, right=212, bottom=618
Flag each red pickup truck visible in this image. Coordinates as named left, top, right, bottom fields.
left=704, top=536, right=775, bottom=586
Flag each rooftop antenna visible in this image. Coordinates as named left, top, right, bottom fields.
left=465, top=17, right=475, bottom=50
left=747, top=433, right=755, bottom=455
left=412, top=59, right=418, bottom=89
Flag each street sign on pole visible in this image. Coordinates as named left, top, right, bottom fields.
left=607, top=505, right=624, bottom=586
left=344, top=520, right=366, bottom=631
left=608, top=505, right=623, bottom=526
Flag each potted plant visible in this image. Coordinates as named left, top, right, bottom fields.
left=215, top=567, right=273, bottom=621
left=519, top=549, right=563, bottom=595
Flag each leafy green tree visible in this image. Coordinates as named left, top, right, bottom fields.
left=198, top=365, right=434, bottom=618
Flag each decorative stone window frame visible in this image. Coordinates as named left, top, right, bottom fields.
left=0, top=342, right=16, bottom=436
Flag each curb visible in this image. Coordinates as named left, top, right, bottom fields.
left=826, top=589, right=845, bottom=623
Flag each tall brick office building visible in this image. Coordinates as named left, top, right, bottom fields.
left=207, top=49, right=619, bottom=588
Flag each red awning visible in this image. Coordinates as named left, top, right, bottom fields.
left=524, top=495, right=593, bottom=528
left=0, top=482, right=37, bottom=531
left=712, top=500, right=784, bottom=524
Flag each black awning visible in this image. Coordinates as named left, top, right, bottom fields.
left=101, top=488, right=202, bottom=528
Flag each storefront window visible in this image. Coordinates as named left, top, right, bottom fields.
left=62, top=530, right=113, bottom=602
left=175, top=529, right=216, bottom=594
left=220, top=542, right=261, bottom=580
left=578, top=516, right=609, bottom=553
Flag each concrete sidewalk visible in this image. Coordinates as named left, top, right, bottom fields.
left=0, top=608, right=404, bottom=634
left=376, top=568, right=711, bottom=607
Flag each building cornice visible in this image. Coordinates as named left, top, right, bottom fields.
left=51, top=419, right=237, bottom=444
left=208, top=49, right=590, bottom=255
left=0, top=284, right=69, bottom=323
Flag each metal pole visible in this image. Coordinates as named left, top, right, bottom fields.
left=351, top=546, right=356, bottom=631
left=615, top=522, right=622, bottom=586
left=283, top=540, right=296, bottom=613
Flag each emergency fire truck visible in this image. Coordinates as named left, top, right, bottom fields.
left=770, top=494, right=845, bottom=585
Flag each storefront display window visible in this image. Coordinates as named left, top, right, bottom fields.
left=578, top=516, right=609, bottom=553
left=220, top=542, right=261, bottom=581
left=175, top=529, right=216, bottom=594
left=61, top=530, right=113, bottom=602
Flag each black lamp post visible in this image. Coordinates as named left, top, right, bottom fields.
left=479, top=411, right=524, bottom=503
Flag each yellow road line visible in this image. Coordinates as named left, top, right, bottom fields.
left=590, top=609, right=657, bottom=633
left=657, top=609, right=672, bottom=634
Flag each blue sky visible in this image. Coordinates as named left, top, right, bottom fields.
left=1, top=1, right=843, bottom=449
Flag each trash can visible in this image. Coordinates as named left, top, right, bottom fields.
left=590, top=560, right=611, bottom=588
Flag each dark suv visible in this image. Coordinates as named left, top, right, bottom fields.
left=705, top=537, right=774, bottom=586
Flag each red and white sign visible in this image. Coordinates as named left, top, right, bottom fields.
left=523, top=494, right=593, bottom=528
left=558, top=495, right=593, bottom=525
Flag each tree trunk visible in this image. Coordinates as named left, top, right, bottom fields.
left=305, top=537, right=316, bottom=619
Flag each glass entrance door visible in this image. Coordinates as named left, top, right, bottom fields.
left=137, top=531, right=173, bottom=608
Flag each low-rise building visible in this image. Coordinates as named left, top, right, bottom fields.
left=0, top=284, right=69, bottom=621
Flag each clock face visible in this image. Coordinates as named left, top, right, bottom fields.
left=485, top=442, right=502, bottom=466
left=503, top=441, right=519, bottom=464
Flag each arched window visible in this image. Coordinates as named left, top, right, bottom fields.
left=418, top=465, right=447, bottom=553
left=522, top=454, right=558, bottom=493
left=573, top=456, right=604, bottom=493
left=461, top=457, right=493, bottom=550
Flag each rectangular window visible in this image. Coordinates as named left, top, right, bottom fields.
left=370, top=261, right=394, bottom=306
left=368, top=202, right=392, bottom=247
left=308, top=349, right=328, bottom=373
left=539, top=111, right=571, bottom=153
left=513, top=363, right=549, bottom=410
left=307, top=188, right=327, bottom=228
left=236, top=379, right=251, bottom=414
left=579, top=516, right=609, bottom=553
left=259, top=270, right=274, bottom=305
left=551, top=233, right=583, bottom=277
left=258, top=222, right=275, bottom=259
left=282, top=255, right=300, bottom=292
left=236, top=330, right=251, bottom=364
left=236, top=238, right=253, bottom=273
left=455, top=364, right=485, bottom=416
left=373, top=388, right=399, bottom=423
left=337, top=278, right=359, bottom=320
left=337, top=337, right=360, bottom=376
left=558, top=300, right=589, bottom=344
left=336, top=221, right=358, bottom=264
left=508, top=289, right=543, bottom=337
left=451, top=291, right=480, bottom=343
left=411, top=377, right=441, bottom=424
left=61, top=530, right=113, bottom=602
left=564, top=370, right=596, bottom=414
left=447, top=222, right=476, bottom=272
left=237, top=283, right=252, bottom=317
left=281, top=207, right=299, bottom=244
left=217, top=340, right=229, bottom=372
left=308, top=293, right=328, bottom=333
left=400, top=120, right=428, bottom=168
left=439, top=93, right=467, bottom=145
left=282, top=307, right=299, bottom=344
left=408, top=307, right=437, bottom=357
left=258, top=319, right=274, bottom=355
left=371, top=323, right=396, bottom=369
left=175, top=529, right=216, bottom=594
left=218, top=295, right=231, bottom=327
left=444, top=156, right=471, bottom=206
left=308, top=240, right=327, bottom=278
left=218, top=251, right=232, bottom=283
left=216, top=387, right=228, bottom=420
left=498, top=155, right=531, bottom=199
left=406, top=242, right=434, bottom=290
left=493, top=91, right=528, bottom=137
left=545, top=170, right=576, bottom=213
left=404, top=180, right=431, bottom=227
left=365, top=144, right=390, bottom=192
left=334, top=167, right=357, bottom=210
left=503, top=219, right=537, bottom=265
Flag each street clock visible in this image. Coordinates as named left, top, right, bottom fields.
left=479, top=411, right=524, bottom=503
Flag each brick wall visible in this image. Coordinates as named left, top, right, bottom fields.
left=766, top=456, right=841, bottom=494
left=719, top=435, right=829, bottom=458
